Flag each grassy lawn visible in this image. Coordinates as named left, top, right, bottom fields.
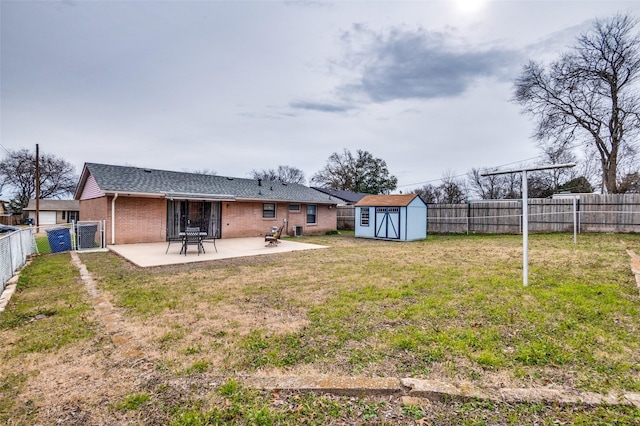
left=1, top=233, right=639, bottom=424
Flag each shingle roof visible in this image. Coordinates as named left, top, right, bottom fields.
left=77, top=163, right=337, bottom=204
left=354, top=194, right=422, bottom=207
left=311, top=187, right=369, bottom=204
left=25, top=199, right=80, bottom=211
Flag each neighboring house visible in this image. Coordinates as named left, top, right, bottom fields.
left=24, top=199, right=80, bottom=225
left=0, top=199, right=18, bottom=226
left=74, top=163, right=338, bottom=245
left=311, top=188, right=370, bottom=231
left=310, top=187, right=369, bottom=205
left=354, top=194, right=427, bottom=241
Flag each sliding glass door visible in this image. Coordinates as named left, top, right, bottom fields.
left=167, top=200, right=221, bottom=240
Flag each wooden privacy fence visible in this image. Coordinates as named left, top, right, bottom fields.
left=427, top=194, right=640, bottom=234
left=336, top=194, right=640, bottom=233
left=337, top=205, right=355, bottom=230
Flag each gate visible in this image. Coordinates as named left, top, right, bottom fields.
left=375, top=207, right=400, bottom=239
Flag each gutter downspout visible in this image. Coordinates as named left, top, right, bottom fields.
left=111, top=193, right=118, bottom=245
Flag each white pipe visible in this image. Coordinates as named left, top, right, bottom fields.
left=522, top=170, right=528, bottom=287
left=111, top=193, right=118, bottom=245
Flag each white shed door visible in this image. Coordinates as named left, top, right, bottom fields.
left=39, top=211, right=57, bottom=225
left=375, top=207, right=400, bottom=239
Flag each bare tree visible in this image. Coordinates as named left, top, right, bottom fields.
left=311, top=149, right=397, bottom=194
left=413, top=171, right=467, bottom=203
left=188, top=168, right=217, bottom=175
left=249, top=165, right=306, bottom=184
left=513, top=13, right=640, bottom=193
left=468, top=169, right=505, bottom=199
left=0, top=148, right=77, bottom=213
left=412, top=183, right=441, bottom=203
left=468, top=168, right=523, bottom=199
left=439, top=170, right=467, bottom=203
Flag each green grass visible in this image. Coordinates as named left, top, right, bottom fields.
left=0, top=253, right=96, bottom=355
left=77, top=233, right=640, bottom=393
left=114, top=392, right=151, bottom=411
left=219, top=234, right=640, bottom=392
left=0, top=253, right=98, bottom=423
left=2, top=233, right=639, bottom=424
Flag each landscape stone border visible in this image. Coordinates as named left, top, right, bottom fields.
left=243, top=376, right=640, bottom=408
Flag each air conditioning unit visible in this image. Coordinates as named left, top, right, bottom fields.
left=294, top=225, right=303, bottom=237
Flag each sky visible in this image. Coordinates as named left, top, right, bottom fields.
left=2, top=0, right=639, bottom=193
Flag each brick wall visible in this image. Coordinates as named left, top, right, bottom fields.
left=114, top=197, right=166, bottom=244
left=79, top=197, right=109, bottom=228
left=222, top=202, right=336, bottom=238
left=81, top=196, right=337, bottom=243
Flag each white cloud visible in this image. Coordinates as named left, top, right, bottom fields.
left=1, top=0, right=638, bottom=190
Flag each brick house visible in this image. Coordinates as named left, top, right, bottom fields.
left=74, top=163, right=338, bottom=245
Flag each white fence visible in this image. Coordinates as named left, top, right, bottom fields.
left=0, top=221, right=106, bottom=295
left=0, top=228, right=36, bottom=294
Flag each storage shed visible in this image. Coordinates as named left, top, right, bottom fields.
left=354, top=194, right=427, bottom=241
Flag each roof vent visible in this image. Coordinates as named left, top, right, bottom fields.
left=270, top=186, right=273, bottom=191
left=144, top=169, right=152, bottom=173
left=258, top=178, right=262, bottom=187
left=226, top=177, right=234, bottom=181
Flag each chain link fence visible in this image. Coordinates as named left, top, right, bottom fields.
left=1, top=221, right=106, bottom=295
left=0, top=227, right=36, bottom=294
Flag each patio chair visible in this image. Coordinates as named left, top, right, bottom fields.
left=201, top=234, right=218, bottom=253
left=182, top=227, right=205, bottom=255
left=265, top=224, right=284, bottom=247
left=165, top=235, right=183, bottom=254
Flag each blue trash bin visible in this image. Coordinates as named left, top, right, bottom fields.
left=46, top=228, right=71, bottom=253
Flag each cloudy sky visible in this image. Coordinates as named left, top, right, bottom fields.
left=2, top=0, right=638, bottom=192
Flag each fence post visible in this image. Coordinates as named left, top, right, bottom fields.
left=466, top=202, right=470, bottom=235
left=573, top=196, right=578, bottom=244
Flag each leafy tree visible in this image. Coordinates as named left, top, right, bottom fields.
left=311, top=149, right=397, bottom=194
left=618, top=172, right=640, bottom=193
left=557, top=176, right=595, bottom=193
left=249, top=165, right=306, bottom=184
left=513, top=13, right=640, bottom=193
left=0, top=148, right=77, bottom=214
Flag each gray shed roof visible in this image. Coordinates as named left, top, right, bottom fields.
left=75, top=163, right=337, bottom=204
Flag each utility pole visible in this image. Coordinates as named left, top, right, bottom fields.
left=35, top=144, right=40, bottom=228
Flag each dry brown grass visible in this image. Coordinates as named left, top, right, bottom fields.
left=2, top=233, right=640, bottom=424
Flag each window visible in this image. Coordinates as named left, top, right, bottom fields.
left=360, top=208, right=369, bottom=226
left=62, top=211, right=66, bottom=220
left=289, top=203, right=300, bottom=212
left=306, top=204, right=317, bottom=224
left=263, top=203, right=276, bottom=218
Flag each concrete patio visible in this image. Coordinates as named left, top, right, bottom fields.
left=107, top=237, right=328, bottom=267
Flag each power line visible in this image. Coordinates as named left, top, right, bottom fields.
left=398, top=138, right=598, bottom=189
left=398, top=154, right=543, bottom=188
left=0, top=144, right=12, bottom=156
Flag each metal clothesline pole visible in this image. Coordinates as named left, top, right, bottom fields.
left=481, top=162, right=575, bottom=286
